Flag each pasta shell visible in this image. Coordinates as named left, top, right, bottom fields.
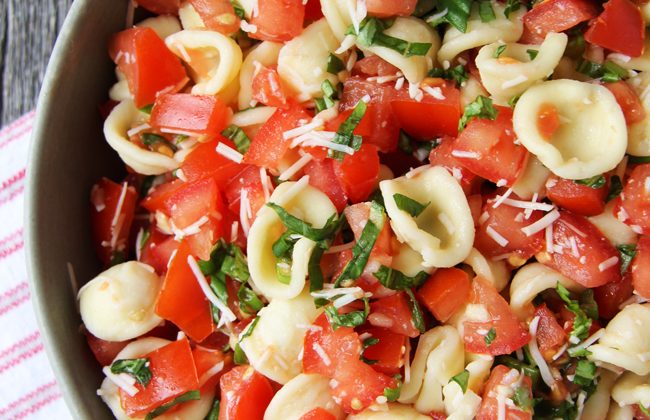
left=264, top=374, right=344, bottom=420
left=240, top=41, right=283, bottom=109
left=347, top=404, right=431, bottom=420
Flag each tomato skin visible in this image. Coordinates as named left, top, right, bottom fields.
left=219, top=365, right=275, bottom=420
left=136, top=0, right=181, bottom=14
left=224, top=164, right=269, bottom=222
left=181, top=137, right=244, bottom=189
left=365, top=0, right=417, bottom=16
left=370, top=293, right=420, bottom=338
left=417, top=268, right=470, bottom=322
left=333, top=144, right=380, bottom=204
left=352, top=56, right=400, bottom=77
left=428, top=136, right=482, bottom=195
left=189, top=0, right=241, bottom=34
left=604, top=81, right=646, bottom=125
left=632, top=237, right=650, bottom=299
left=85, top=332, right=129, bottom=367
left=391, top=80, right=462, bottom=139
left=520, top=0, right=599, bottom=43
left=545, top=175, right=607, bottom=217
left=618, top=164, right=650, bottom=235
left=252, top=66, right=287, bottom=108
left=358, top=326, right=407, bottom=375
left=141, top=178, right=184, bottom=213
left=533, top=304, right=567, bottom=356
left=304, top=159, right=348, bottom=212
left=139, top=228, right=180, bottom=275
left=584, top=0, right=646, bottom=57
left=150, top=93, right=229, bottom=138
left=477, top=365, right=533, bottom=420
left=248, top=0, right=306, bottom=42
left=303, top=0, right=324, bottom=23
left=537, top=103, right=561, bottom=141
left=300, top=407, right=337, bottom=420
left=453, top=106, right=529, bottom=186
left=594, top=273, right=634, bottom=319
left=108, top=28, right=187, bottom=108
left=121, top=338, right=199, bottom=417
left=545, top=211, right=622, bottom=288
left=464, top=277, right=530, bottom=356
left=90, top=178, right=138, bottom=266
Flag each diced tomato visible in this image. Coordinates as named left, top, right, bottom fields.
left=370, top=293, right=420, bottom=338
left=244, top=102, right=311, bottom=169
left=545, top=175, right=607, bottom=216
left=520, top=0, right=599, bottom=44
left=417, top=268, right=470, bottom=323
left=139, top=228, right=180, bottom=275
left=585, top=0, right=645, bottom=57
left=365, top=0, right=417, bottom=17
left=453, top=106, right=529, bottom=186
left=108, top=28, right=187, bottom=108
left=537, top=103, right=561, bottom=141
left=150, top=94, right=229, bottom=139
left=618, top=164, right=650, bottom=234
left=359, top=326, right=406, bottom=376
left=464, top=277, right=530, bottom=355
left=428, top=136, right=482, bottom=195
left=594, top=273, right=634, bottom=319
left=333, top=144, right=380, bottom=204
left=252, top=66, right=287, bottom=108
left=303, top=314, right=360, bottom=377
left=224, top=164, right=269, bottom=220
left=533, top=304, right=567, bottom=356
left=121, top=338, right=199, bottom=418
left=304, top=159, right=348, bottom=212
left=604, top=81, right=646, bottom=125
left=141, top=178, right=184, bottom=213
left=352, top=56, right=400, bottom=77
left=303, top=0, right=324, bottom=23
left=248, top=0, right=306, bottom=42
left=474, top=194, right=545, bottom=261
left=219, top=365, right=274, bottom=420
left=85, top=332, right=129, bottom=366
left=189, top=0, right=240, bottom=34
left=430, top=412, right=447, bottom=420
left=391, top=79, right=462, bottom=139
left=136, top=0, right=180, bottom=14
left=330, top=357, right=397, bottom=414
left=300, top=408, right=337, bottom=420
left=477, top=365, right=533, bottom=420
left=90, top=178, right=138, bottom=266
left=323, top=108, right=373, bottom=138
left=544, top=211, right=621, bottom=288
left=181, top=138, right=244, bottom=188
left=634, top=405, right=650, bottom=420
left=155, top=241, right=214, bottom=342
left=632, top=237, right=650, bottom=299
left=192, top=346, right=231, bottom=391
left=341, top=77, right=400, bottom=153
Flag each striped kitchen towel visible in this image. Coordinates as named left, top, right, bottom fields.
left=0, top=112, right=73, bottom=419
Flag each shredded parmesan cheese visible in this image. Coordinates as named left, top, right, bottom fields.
left=598, top=256, right=619, bottom=272
left=492, top=188, right=515, bottom=208
left=521, top=209, right=560, bottom=236
left=282, top=118, right=324, bottom=140
left=187, top=255, right=237, bottom=327
left=313, top=343, right=332, bottom=366
left=240, top=20, right=258, bottom=33
left=451, top=150, right=480, bottom=159
left=102, top=366, right=139, bottom=396
left=486, top=226, right=510, bottom=247
left=438, top=213, right=456, bottom=234
left=501, top=75, right=528, bottom=89
left=278, top=153, right=313, bottom=181
left=422, top=86, right=445, bottom=100
left=216, top=142, right=244, bottom=164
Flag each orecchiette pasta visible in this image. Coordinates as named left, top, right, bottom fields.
left=606, top=403, right=635, bottom=420
left=231, top=106, right=278, bottom=128
left=247, top=181, right=337, bottom=300
left=136, top=15, right=182, bottom=39
left=588, top=304, right=650, bottom=376
left=511, top=155, right=550, bottom=200
left=239, top=289, right=322, bottom=384
left=109, top=69, right=131, bottom=102
left=442, top=356, right=492, bottom=420
left=277, top=19, right=341, bottom=101
left=463, top=248, right=510, bottom=292
left=391, top=242, right=435, bottom=278
left=626, top=72, right=650, bottom=157
left=347, top=403, right=431, bottom=420
left=582, top=370, right=618, bottom=420
left=104, top=100, right=179, bottom=175
left=264, top=374, right=344, bottom=420
left=513, top=79, right=628, bottom=179
left=588, top=202, right=639, bottom=246
left=178, top=2, right=206, bottom=30
left=437, top=1, right=525, bottom=65
left=509, top=263, right=584, bottom=321
left=611, top=372, right=650, bottom=409
left=165, top=30, right=243, bottom=96
left=460, top=75, right=489, bottom=107
left=608, top=38, right=650, bottom=73
left=79, top=261, right=162, bottom=342
left=238, top=41, right=283, bottom=109
left=476, top=32, right=567, bottom=104
left=320, top=0, right=354, bottom=41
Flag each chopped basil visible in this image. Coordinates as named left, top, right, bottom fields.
left=503, top=0, right=521, bottom=18
left=579, top=290, right=599, bottom=321
left=374, top=265, right=429, bottom=290
left=360, top=337, right=380, bottom=364
left=479, top=1, right=496, bottom=22
left=405, top=289, right=426, bottom=333
left=383, top=378, right=402, bottom=402
left=393, top=193, right=430, bottom=217
left=200, top=240, right=250, bottom=283
left=533, top=399, right=578, bottom=419
left=566, top=27, right=586, bottom=59
left=493, top=44, right=507, bottom=58
left=209, top=274, right=229, bottom=324
left=145, top=390, right=201, bottom=420
left=606, top=175, right=623, bottom=201
left=557, top=283, right=592, bottom=349
left=204, top=398, right=220, bottom=420
left=315, top=80, right=339, bottom=113
left=221, top=124, right=251, bottom=154
left=495, top=355, right=540, bottom=385
left=629, top=155, right=650, bottom=163
left=508, top=94, right=521, bottom=108
left=241, top=316, right=260, bottom=341
left=138, top=228, right=150, bottom=252
left=351, top=18, right=432, bottom=57
left=335, top=202, right=385, bottom=286
left=230, top=0, right=245, bottom=18
left=109, top=250, right=126, bottom=267
left=413, top=0, right=437, bottom=16
left=484, top=327, right=497, bottom=346
left=398, top=130, right=414, bottom=154
left=328, top=99, right=367, bottom=160
left=450, top=369, right=470, bottom=393
left=572, top=359, right=597, bottom=387
left=325, top=298, right=370, bottom=329
left=574, top=175, right=606, bottom=189
left=639, top=404, right=650, bottom=417
left=267, top=203, right=341, bottom=242
left=434, top=0, right=472, bottom=33
left=327, top=53, right=345, bottom=74
left=275, top=256, right=293, bottom=285
left=142, top=133, right=178, bottom=153
left=308, top=246, right=325, bottom=292
left=110, top=358, right=152, bottom=387
left=577, top=59, right=628, bottom=82
left=237, top=283, right=264, bottom=314
left=513, top=386, right=533, bottom=411
left=139, top=104, right=154, bottom=114
left=428, top=65, right=469, bottom=86
left=617, top=244, right=637, bottom=274
left=526, top=49, right=539, bottom=60
left=459, top=95, right=499, bottom=131
left=272, top=232, right=298, bottom=258
left=140, top=175, right=156, bottom=197
left=233, top=343, right=248, bottom=364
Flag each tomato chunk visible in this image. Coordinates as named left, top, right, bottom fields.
left=136, top=0, right=180, bottom=14
left=192, top=346, right=231, bottom=391
left=632, top=237, right=650, bottom=299
left=85, top=332, right=129, bottom=367
left=370, top=293, right=420, bottom=338
left=417, top=268, right=470, bottom=322
left=618, top=163, right=650, bottom=235
left=181, top=137, right=244, bottom=188
left=533, top=304, right=567, bottom=356
left=333, top=144, right=380, bottom=204
left=477, top=365, right=533, bottom=420
left=121, top=338, right=199, bottom=418
left=366, top=0, right=417, bottom=17
left=594, top=273, right=634, bottom=319
left=304, top=159, right=348, bottom=212
left=109, top=28, right=187, bottom=108
left=584, top=0, right=645, bottom=57
left=604, top=81, right=646, bottom=125
left=352, top=56, right=400, bottom=77
left=358, top=326, right=407, bottom=376
left=521, top=0, right=599, bottom=43
left=252, top=66, right=287, bottom=108
left=537, top=102, right=561, bottom=141
left=90, top=178, right=138, bottom=266
left=150, top=94, right=229, bottom=139
left=219, top=365, right=275, bottom=420
left=428, top=136, right=482, bottom=195
left=545, top=175, right=607, bottom=217
left=139, top=228, right=180, bottom=275
left=248, top=0, right=306, bottom=42
left=300, top=407, right=337, bottom=420
left=189, top=0, right=241, bottom=34
left=224, top=164, right=269, bottom=222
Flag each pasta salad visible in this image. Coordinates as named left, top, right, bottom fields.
left=79, top=0, right=650, bottom=418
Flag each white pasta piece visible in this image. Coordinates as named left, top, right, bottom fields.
left=178, top=1, right=206, bottom=30
left=239, top=41, right=283, bottom=110
left=392, top=242, right=435, bottom=278
left=509, top=263, right=584, bottom=321
left=581, top=370, right=618, bottom=420
left=264, top=374, right=344, bottom=419
left=463, top=248, right=510, bottom=292
left=79, top=262, right=162, bottom=342
left=511, top=156, right=551, bottom=200
left=589, top=304, right=650, bottom=376
left=104, top=100, right=179, bottom=175
left=627, top=72, right=650, bottom=157
left=277, top=19, right=340, bottom=101
left=606, top=403, right=635, bottom=420
left=240, top=290, right=322, bottom=384
left=442, top=356, right=492, bottom=420
left=588, top=202, right=638, bottom=246
left=513, top=79, right=627, bottom=179
left=321, top=0, right=354, bottom=41
left=231, top=106, right=277, bottom=127
left=348, top=403, right=431, bottom=420
left=476, top=33, right=567, bottom=104
left=437, top=1, right=525, bottom=64
left=643, top=2, right=650, bottom=24
left=608, top=38, right=650, bottom=73
left=448, top=303, right=490, bottom=339
left=165, top=30, right=243, bottom=96
left=460, top=75, right=489, bottom=107
left=361, top=17, right=440, bottom=84
left=137, top=15, right=182, bottom=39
left=247, top=182, right=337, bottom=300
left=612, top=372, right=650, bottom=409
left=109, top=69, right=132, bottom=102
left=380, top=166, right=475, bottom=268
left=399, top=326, right=464, bottom=413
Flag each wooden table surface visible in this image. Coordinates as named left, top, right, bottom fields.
left=0, top=0, right=73, bottom=126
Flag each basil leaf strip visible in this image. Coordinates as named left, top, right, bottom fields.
left=493, top=44, right=506, bottom=58
left=450, top=369, right=470, bottom=393
left=267, top=203, right=340, bottom=242
left=110, top=358, right=152, bottom=387
left=393, top=193, right=430, bottom=217
left=328, top=99, right=368, bottom=160
left=145, top=390, right=201, bottom=420
left=325, top=298, right=370, bottom=329
left=428, top=65, right=469, bottom=86
left=405, top=289, right=426, bottom=333
left=221, top=124, right=251, bottom=154
left=606, top=175, right=623, bottom=201
left=617, top=244, right=637, bottom=274
left=557, top=283, right=592, bottom=352
left=238, top=283, right=264, bottom=314
left=436, top=0, right=472, bottom=32
left=479, top=1, right=496, bottom=22
left=484, top=327, right=497, bottom=345
left=142, top=133, right=178, bottom=152
left=308, top=246, right=326, bottom=292
left=204, top=398, right=220, bottom=420
left=352, top=18, right=432, bottom=57
left=374, top=265, right=429, bottom=290
left=458, top=95, right=498, bottom=131
left=512, top=386, right=533, bottom=410
left=574, top=175, right=606, bottom=189
left=327, top=53, right=345, bottom=74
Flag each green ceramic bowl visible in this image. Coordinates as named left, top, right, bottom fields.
left=25, top=0, right=128, bottom=418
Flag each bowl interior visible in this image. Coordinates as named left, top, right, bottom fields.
left=26, top=0, right=127, bottom=418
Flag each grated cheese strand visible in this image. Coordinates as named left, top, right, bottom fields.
left=216, top=142, right=244, bottom=164
left=521, top=209, right=560, bottom=236
left=529, top=316, right=556, bottom=388
left=187, top=255, right=237, bottom=327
